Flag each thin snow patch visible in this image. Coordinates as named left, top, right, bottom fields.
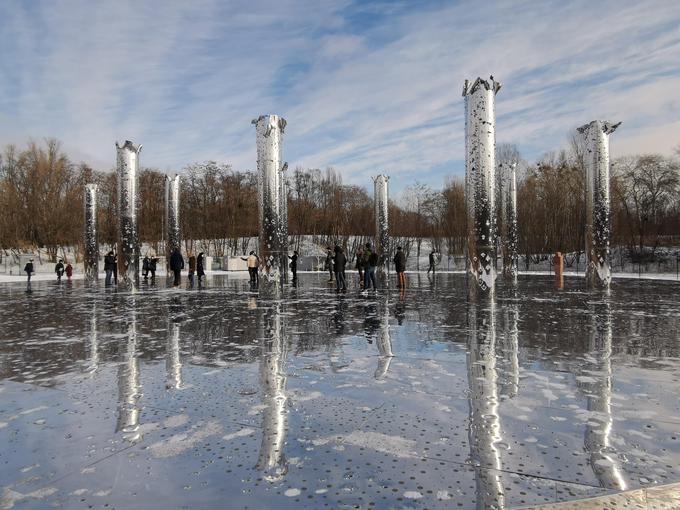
left=1, top=487, right=58, bottom=510
left=163, top=414, right=189, bottom=428
left=437, top=490, right=452, bottom=500
left=149, top=421, right=222, bottom=458
left=248, top=404, right=267, bottom=416
left=284, top=488, right=301, bottom=497
left=93, top=489, right=112, bottom=497
left=404, top=491, right=423, bottom=499
left=222, top=428, right=255, bottom=441
left=294, top=391, right=322, bottom=402
left=342, top=431, right=418, bottom=458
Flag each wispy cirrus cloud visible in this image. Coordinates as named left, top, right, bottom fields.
left=0, top=0, right=678, bottom=194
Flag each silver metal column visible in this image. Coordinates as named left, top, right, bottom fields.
left=500, top=162, right=518, bottom=283
left=466, top=301, right=505, bottom=509
left=373, top=174, right=390, bottom=276
left=253, top=115, right=288, bottom=282
left=463, top=77, right=501, bottom=298
left=165, top=174, right=181, bottom=265
left=83, top=184, right=99, bottom=281
left=116, top=140, right=142, bottom=289
left=577, top=121, right=620, bottom=289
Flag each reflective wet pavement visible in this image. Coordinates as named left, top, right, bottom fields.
left=1, top=274, right=679, bottom=509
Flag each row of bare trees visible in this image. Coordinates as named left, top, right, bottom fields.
left=1, top=138, right=679, bottom=263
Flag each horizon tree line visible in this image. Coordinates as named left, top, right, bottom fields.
left=1, top=138, right=679, bottom=266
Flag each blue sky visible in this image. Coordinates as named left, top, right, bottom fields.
left=1, top=0, right=679, bottom=196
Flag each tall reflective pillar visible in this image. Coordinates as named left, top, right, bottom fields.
left=84, top=184, right=99, bottom=281
left=253, top=114, right=288, bottom=283
left=373, top=174, right=390, bottom=277
left=577, top=121, right=620, bottom=289
left=500, top=163, right=518, bottom=284
left=463, top=77, right=501, bottom=298
left=165, top=174, right=181, bottom=265
left=116, top=140, right=142, bottom=289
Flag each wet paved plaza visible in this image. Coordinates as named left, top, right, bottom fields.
left=1, top=274, right=680, bottom=509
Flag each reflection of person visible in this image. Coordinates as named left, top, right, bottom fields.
left=170, top=248, right=184, bottom=287
left=197, top=253, right=205, bottom=285
left=104, top=251, right=115, bottom=285
left=393, top=246, right=406, bottom=288
left=288, top=251, right=298, bottom=281
left=333, top=246, right=347, bottom=292
left=55, top=260, right=65, bottom=281
left=428, top=251, right=436, bottom=275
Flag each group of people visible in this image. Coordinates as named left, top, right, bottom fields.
left=23, top=259, right=74, bottom=284
left=169, top=249, right=206, bottom=287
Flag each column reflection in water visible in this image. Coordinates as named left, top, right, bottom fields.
left=116, top=140, right=142, bottom=289
left=165, top=174, right=181, bottom=265
left=463, top=77, right=501, bottom=298
left=253, top=114, right=289, bottom=283
left=373, top=174, right=390, bottom=277
left=466, top=301, right=505, bottom=509
left=577, top=121, right=620, bottom=289
left=581, top=296, right=627, bottom=490
left=116, top=300, right=141, bottom=442
left=374, top=294, right=393, bottom=379
left=499, top=163, right=518, bottom=284
left=256, top=296, right=289, bottom=480
left=85, top=304, right=99, bottom=374
left=83, top=184, right=99, bottom=281
left=166, top=321, right=182, bottom=390
left=498, top=301, right=519, bottom=399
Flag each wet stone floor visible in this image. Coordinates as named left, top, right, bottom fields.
left=1, top=273, right=680, bottom=509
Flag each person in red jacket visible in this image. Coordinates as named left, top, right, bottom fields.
left=65, top=262, right=73, bottom=280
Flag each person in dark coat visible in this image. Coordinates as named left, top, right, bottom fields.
left=170, top=248, right=184, bottom=287
left=65, top=262, right=73, bottom=280
left=142, top=255, right=150, bottom=280
left=188, top=254, right=196, bottom=287
left=325, top=247, right=334, bottom=282
left=355, top=246, right=364, bottom=287
left=24, top=259, right=34, bottom=284
left=197, top=253, right=205, bottom=285
left=113, top=253, right=118, bottom=283
left=104, top=251, right=115, bottom=285
left=149, top=257, right=157, bottom=281
left=55, top=260, right=65, bottom=282
left=363, top=243, right=377, bottom=290
left=333, top=245, right=347, bottom=292
left=393, top=246, right=406, bottom=288
left=428, top=251, right=436, bottom=275
left=288, top=250, right=299, bottom=281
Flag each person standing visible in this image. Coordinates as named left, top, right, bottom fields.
left=427, top=251, right=436, bottom=275
left=333, top=245, right=347, bottom=292
left=188, top=253, right=196, bottom=287
left=363, top=243, right=377, bottom=290
left=241, top=251, right=259, bottom=286
left=355, top=246, right=364, bottom=288
left=113, top=252, right=118, bottom=284
left=170, top=248, right=184, bottom=287
left=393, top=246, right=406, bottom=288
left=142, top=255, right=150, bottom=280
left=325, top=247, right=334, bottom=282
left=149, top=256, right=157, bottom=281
left=55, top=259, right=65, bottom=282
left=65, top=262, right=73, bottom=280
left=24, top=259, right=34, bottom=285
left=289, top=250, right=299, bottom=281
left=104, top=251, right=115, bottom=286
left=197, top=252, right=205, bottom=286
